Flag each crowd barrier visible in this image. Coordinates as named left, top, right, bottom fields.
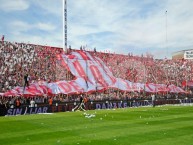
left=1, top=98, right=193, bottom=116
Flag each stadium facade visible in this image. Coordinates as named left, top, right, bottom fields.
left=172, top=49, right=193, bottom=60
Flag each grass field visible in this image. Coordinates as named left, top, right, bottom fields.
left=0, top=105, right=193, bottom=145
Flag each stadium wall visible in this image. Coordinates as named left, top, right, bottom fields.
left=172, top=49, right=193, bottom=59
left=1, top=99, right=193, bottom=116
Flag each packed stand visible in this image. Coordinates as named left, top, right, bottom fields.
left=1, top=90, right=193, bottom=109
left=1, top=41, right=193, bottom=94
left=0, top=41, right=64, bottom=93
left=90, top=50, right=193, bottom=91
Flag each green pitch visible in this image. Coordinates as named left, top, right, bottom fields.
left=1, top=105, right=193, bottom=145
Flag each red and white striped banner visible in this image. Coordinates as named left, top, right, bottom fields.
left=1, top=51, right=185, bottom=96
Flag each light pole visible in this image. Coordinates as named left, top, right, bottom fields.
left=63, top=0, right=67, bottom=53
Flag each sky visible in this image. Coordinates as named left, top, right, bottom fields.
left=0, top=0, right=193, bottom=59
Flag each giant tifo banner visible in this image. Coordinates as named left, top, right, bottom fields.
left=1, top=51, right=185, bottom=96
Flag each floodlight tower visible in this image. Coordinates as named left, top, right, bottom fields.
left=165, top=10, right=168, bottom=58
left=63, top=0, right=67, bottom=53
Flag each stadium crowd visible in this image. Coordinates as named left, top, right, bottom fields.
left=0, top=41, right=66, bottom=93
left=91, top=51, right=193, bottom=90
left=1, top=90, right=192, bottom=109
left=1, top=40, right=193, bottom=95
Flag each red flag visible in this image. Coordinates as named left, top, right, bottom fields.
left=182, top=80, right=186, bottom=87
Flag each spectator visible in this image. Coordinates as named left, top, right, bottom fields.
left=30, top=98, right=35, bottom=107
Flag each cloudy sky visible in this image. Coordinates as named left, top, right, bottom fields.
left=0, top=0, right=193, bottom=59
